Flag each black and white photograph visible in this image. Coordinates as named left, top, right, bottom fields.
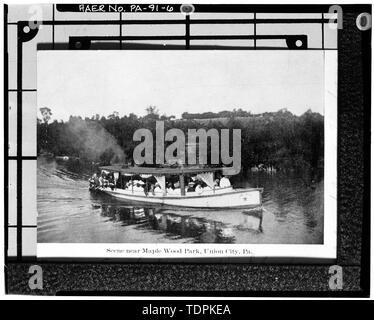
left=4, top=0, right=372, bottom=299
left=36, top=50, right=336, bottom=259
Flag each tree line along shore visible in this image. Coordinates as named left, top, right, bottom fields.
left=37, top=107, right=324, bottom=175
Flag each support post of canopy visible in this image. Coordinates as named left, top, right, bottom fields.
left=179, top=174, right=185, bottom=196
left=213, top=172, right=215, bottom=194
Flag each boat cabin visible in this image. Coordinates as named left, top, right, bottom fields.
left=96, top=165, right=232, bottom=197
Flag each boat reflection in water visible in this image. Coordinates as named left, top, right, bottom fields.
left=97, top=195, right=263, bottom=244
left=38, top=158, right=323, bottom=244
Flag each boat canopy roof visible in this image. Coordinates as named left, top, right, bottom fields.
left=99, top=165, right=225, bottom=176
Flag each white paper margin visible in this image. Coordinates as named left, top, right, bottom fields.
left=38, top=50, right=337, bottom=261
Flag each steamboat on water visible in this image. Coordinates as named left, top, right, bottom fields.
left=89, top=165, right=263, bottom=209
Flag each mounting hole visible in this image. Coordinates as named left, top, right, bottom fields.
left=23, top=25, right=30, bottom=34
left=75, top=41, right=82, bottom=49
left=356, top=12, right=371, bottom=31
left=295, top=40, right=303, bottom=47
left=180, top=4, right=195, bottom=15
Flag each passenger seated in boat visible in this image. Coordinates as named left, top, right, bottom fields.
left=108, top=174, right=115, bottom=190
left=133, top=183, right=144, bottom=192
left=219, top=176, right=231, bottom=188
left=153, top=183, right=163, bottom=195
left=214, top=177, right=220, bottom=187
left=150, top=183, right=156, bottom=195
left=195, top=180, right=209, bottom=194
left=185, top=177, right=195, bottom=192
left=187, top=181, right=195, bottom=192
left=99, top=173, right=109, bottom=188
left=144, top=181, right=151, bottom=196
left=195, top=184, right=203, bottom=194
left=149, top=183, right=155, bottom=195
left=166, top=182, right=175, bottom=195
left=89, top=173, right=100, bottom=188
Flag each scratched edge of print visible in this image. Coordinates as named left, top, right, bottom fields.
left=4, top=5, right=371, bottom=296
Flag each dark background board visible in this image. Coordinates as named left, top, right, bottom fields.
left=4, top=4, right=371, bottom=296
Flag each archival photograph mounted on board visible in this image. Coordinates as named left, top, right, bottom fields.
left=36, top=50, right=337, bottom=260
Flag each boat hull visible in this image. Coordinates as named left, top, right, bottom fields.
left=94, top=187, right=263, bottom=209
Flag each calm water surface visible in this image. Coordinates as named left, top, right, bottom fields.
left=37, top=158, right=323, bottom=244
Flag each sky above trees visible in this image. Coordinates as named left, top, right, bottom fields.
left=38, top=51, right=325, bottom=121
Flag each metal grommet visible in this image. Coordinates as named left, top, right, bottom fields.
left=180, top=4, right=195, bottom=15
left=356, top=12, right=371, bottom=31
left=295, top=40, right=303, bottom=47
